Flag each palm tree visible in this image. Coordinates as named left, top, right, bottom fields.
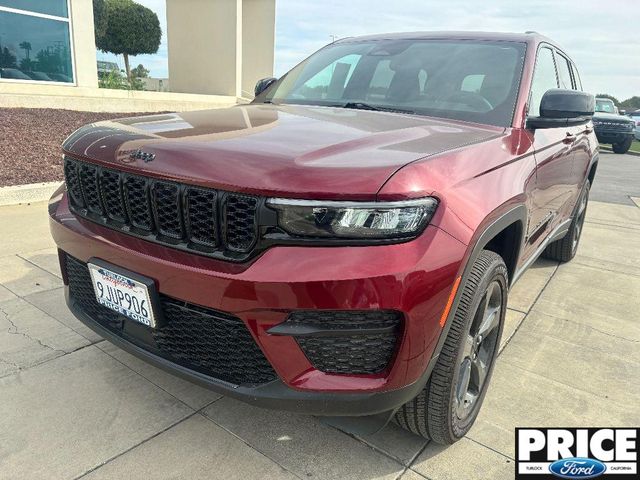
left=19, top=41, right=31, bottom=60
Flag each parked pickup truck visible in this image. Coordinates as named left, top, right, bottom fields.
left=49, top=31, right=597, bottom=444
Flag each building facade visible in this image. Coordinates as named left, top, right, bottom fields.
left=0, top=0, right=98, bottom=88
left=0, top=0, right=274, bottom=111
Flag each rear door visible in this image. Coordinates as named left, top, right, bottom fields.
left=527, top=46, right=575, bottom=251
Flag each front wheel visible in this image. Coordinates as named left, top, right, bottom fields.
left=395, top=250, right=508, bottom=444
left=612, top=138, right=632, bottom=154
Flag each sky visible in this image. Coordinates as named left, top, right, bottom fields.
left=96, top=0, right=639, bottom=101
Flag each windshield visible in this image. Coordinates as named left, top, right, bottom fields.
left=595, top=99, right=616, bottom=113
left=261, top=39, right=526, bottom=127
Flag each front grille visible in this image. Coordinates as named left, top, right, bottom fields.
left=594, top=121, right=634, bottom=132
left=65, top=254, right=277, bottom=386
left=288, top=310, right=402, bottom=374
left=63, top=157, right=260, bottom=260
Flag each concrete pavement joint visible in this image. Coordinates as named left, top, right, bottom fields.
left=199, top=411, right=307, bottom=480
left=508, top=361, right=630, bottom=405
left=96, top=343, right=202, bottom=414
left=527, top=309, right=639, bottom=345
left=16, top=253, right=63, bottom=279
left=399, top=441, right=430, bottom=479
left=73, top=412, right=199, bottom=480
left=465, top=436, right=516, bottom=461
left=499, top=261, right=560, bottom=355
left=21, top=289, right=105, bottom=343
left=0, top=341, right=97, bottom=380
left=584, top=219, right=640, bottom=231
left=573, top=257, right=640, bottom=278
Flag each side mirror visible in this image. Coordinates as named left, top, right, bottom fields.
left=527, top=89, right=594, bottom=129
left=254, top=77, right=277, bottom=97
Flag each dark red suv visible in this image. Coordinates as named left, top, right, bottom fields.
left=49, top=32, right=597, bottom=444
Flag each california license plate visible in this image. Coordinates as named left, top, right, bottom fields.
left=88, top=262, right=157, bottom=327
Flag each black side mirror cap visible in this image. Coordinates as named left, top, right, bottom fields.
left=255, top=77, right=277, bottom=97
left=528, top=89, right=594, bottom=129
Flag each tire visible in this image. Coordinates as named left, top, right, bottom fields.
left=612, top=138, right=632, bottom=154
left=395, top=250, right=508, bottom=444
left=542, top=180, right=590, bottom=263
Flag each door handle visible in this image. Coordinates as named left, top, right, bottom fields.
left=563, top=133, right=577, bottom=144
left=584, top=127, right=593, bottom=134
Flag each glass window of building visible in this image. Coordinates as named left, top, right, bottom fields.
left=0, top=1, right=73, bottom=83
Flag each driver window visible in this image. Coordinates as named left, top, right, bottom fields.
left=529, top=47, right=558, bottom=117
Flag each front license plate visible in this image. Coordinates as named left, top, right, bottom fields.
left=88, top=263, right=157, bottom=327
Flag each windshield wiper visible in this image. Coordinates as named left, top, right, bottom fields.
left=340, top=102, right=414, bottom=114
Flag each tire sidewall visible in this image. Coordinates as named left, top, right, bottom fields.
left=448, top=258, right=508, bottom=439
left=570, top=180, right=590, bottom=256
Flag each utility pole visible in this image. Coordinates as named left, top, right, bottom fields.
left=329, top=34, right=338, bottom=43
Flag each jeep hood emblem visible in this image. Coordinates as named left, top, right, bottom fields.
left=130, top=149, right=156, bottom=162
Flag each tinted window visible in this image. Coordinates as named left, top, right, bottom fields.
left=0, top=0, right=68, bottom=17
left=529, top=47, right=558, bottom=117
left=0, top=9, right=73, bottom=83
left=265, top=40, right=527, bottom=127
left=555, top=53, right=574, bottom=90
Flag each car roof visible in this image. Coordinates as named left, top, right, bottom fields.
left=335, top=30, right=559, bottom=48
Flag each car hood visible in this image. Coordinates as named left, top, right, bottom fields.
left=593, top=112, right=634, bottom=123
left=63, top=104, right=502, bottom=199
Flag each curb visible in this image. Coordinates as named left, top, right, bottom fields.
left=600, top=146, right=640, bottom=157
left=0, top=181, right=62, bottom=207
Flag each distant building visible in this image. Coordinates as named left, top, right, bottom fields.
left=0, top=0, right=275, bottom=111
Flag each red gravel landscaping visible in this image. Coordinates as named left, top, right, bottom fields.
left=0, top=108, right=156, bottom=187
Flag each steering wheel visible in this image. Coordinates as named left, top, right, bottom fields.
left=443, top=91, right=493, bottom=112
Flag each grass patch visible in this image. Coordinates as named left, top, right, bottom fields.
left=632, top=140, right=640, bottom=153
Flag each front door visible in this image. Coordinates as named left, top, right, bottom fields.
left=526, top=46, right=576, bottom=254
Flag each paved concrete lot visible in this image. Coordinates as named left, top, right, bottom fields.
left=1, top=153, right=639, bottom=479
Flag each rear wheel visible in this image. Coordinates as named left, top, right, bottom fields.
left=612, top=138, right=632, bottom=154
left=395, top=250, right=507, bottom=444
left=542, top=180, right=590, bottom=262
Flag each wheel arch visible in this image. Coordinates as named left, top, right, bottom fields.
left=422, top=204, right=527, bottom=385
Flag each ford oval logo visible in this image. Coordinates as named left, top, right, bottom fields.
left=549, top=457, right=607, bottom=479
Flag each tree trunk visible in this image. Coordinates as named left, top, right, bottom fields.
left=123, top=53, right=131, bottom=82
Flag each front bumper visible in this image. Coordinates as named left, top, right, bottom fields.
left=50, top=189, right=465, bottom=413
left=594, top=129, right=634, bottom=144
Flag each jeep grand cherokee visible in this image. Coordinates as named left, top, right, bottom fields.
left=49, top=32, right=597, bottom=444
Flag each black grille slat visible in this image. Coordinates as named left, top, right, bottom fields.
left=225, top=194, right=258, bottom=252
left=287, top=310, right=402, bottom=374
left=65, top=255, right=277, bottom=385
left=124, top=175, right=153, bottom=232
left=63, top=159, right=84, bottom=208
left=63, top=157, right=259, bottom=260
left=79, top=163, right=103, bottom=215
left=152, top=182, right=183, bottom=239
left=101, top=170, right=127, bottom=222
left=185, top=187, right=218, bottom=247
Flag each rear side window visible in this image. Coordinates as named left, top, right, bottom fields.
left=529, top=47, right=558, bottom=117
left=555, top=53, right=574, bottom=90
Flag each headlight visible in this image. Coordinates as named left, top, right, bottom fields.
left=266, top=197, right=438, bottom=240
